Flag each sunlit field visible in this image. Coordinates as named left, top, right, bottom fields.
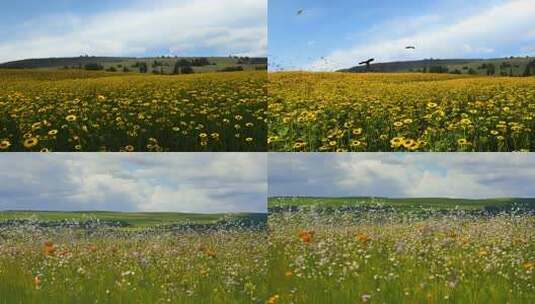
left=0, top=70, right=267, bottom=152
left=0, top=212, right=268, bottom=304
left=268, top=72, right=535, bottom=152
left=268, top=199, right=535, bottom=304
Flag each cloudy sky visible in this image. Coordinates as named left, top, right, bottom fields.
left=0, top=153, right=266, bottom=213
left=0, top=0, right=267, bottom=63
left=269, top=153, right=535, bottom=198
left=269, top=0, right=535, bottom=71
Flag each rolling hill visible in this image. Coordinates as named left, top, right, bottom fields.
left=269, top=196, right=535, bottom=212
left=0, top=210, right=267, bottom=228
left=0, top=56, right=267, bottom=74
left=339, top=56, right=535, bottom=76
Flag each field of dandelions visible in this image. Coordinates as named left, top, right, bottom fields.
left=0, top=217, right=268, bottom=304
left=0, top=70, right=266, bottom=152
left=267, top=203, right=535, bottom=304
left=268, top=72, right=535, bottom=152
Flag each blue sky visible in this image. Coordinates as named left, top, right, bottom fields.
left=269, top=0, right=535, bottom=71
left=269, top=153, right=535, bottom=198
left=0, top=153, right=267, bottom=213
left=0, top=0, right=267, bottom=63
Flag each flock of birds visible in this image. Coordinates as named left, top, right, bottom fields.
left=267, top=8, right=417, bottom=71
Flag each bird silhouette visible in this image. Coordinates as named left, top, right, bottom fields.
left=405, top=46, right=416, bottom=49
left=297, top=9, right=304, bottom=15
left=359, top=58, right=375, bottom=65
left=359, top=58, right=375, bottom=71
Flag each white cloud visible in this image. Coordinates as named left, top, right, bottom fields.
left=308, top=0, right=535, bottom=71
left=269, top=153, right=535, bottom=198
left=0, top=0, right=267, bottom=63
left=0, top=153, right=267, bottom=213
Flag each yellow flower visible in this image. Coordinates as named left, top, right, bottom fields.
left=267, top=294, right=280, bottom=304
left=402, top=139, right=417, bottom=149
left=0, top=140, right=11, bottom=150
left=523, top=260, right=535, bottom=271
left=390, top=137, right=404, bottom=148
left=66, top=114, right=77, bottom=122
left=457, top=138, right=469, bottom=145
left=460, top=118, right=472, bottom=125
left=23, top=137, right=39, bottom=149
left=352, top=128, right=363, bottom=136
left=268, top=136, right=279, bottom=144
left=350, top=140, right=362, bottom=148
left=293, top=141, right=306, bottom=150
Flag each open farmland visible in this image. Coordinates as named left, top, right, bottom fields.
left=0, top=69, right=267, bottom=152
left=0, top=211, right=268, bottom=304
left=268, top=72, right=535, bottom=152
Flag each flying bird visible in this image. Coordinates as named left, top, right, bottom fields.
left=359, top=58, right=375, bottom=65
left=358, top=58, right=375, bottom=71
left=297, top=9, right=304, bottom=15
left=405, top=46, right=416, bottom=49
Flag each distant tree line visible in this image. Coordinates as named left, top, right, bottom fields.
left=414, top=60, right=535, bottom=77
left=61, top=56, right=266, bottom=75
left=523, top=60, right=535, bottom=76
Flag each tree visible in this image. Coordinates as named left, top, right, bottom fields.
left=486, top=63, right=496, bottom=76
left=180, top=66, right=194, bottom=74
left=523, top=60, right=535, bottom=77
left=191, top=57, right=211, bottom=66
left=139, top=62, right=148, bottom=73
left=152, top=60, right=164, bottom=74
left=173, top=59, right=192, bottom=74
left=429, top=66, right=448, bottom=73
left=219, top=66, right=244, bottom=72
left=84, top=63, right=103, bottom=70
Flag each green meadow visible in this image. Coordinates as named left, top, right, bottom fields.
left=0, top=211, right=267, bottom=304
left=267, top=197, right=535, bottom=304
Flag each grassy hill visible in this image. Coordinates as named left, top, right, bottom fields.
left=339, top=57, right=535, bottom=76
left=0, top=210, right=267, bottom=227
left=269, top=197, right=535, bottom=211
left=0, top=56, right=267, bottom=74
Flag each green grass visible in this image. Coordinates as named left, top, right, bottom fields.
left=268, top=196, right=535, bottom=210
left=0, top=229, right=268, bottom=304
left=268, top=209, right=535, bottom=304
left=0, top=211, right=264, bottom=227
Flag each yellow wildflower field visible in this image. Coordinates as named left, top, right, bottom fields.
left=0, top=70, right=267, bottom=152
left=268, top=72, right=535, bottom=152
